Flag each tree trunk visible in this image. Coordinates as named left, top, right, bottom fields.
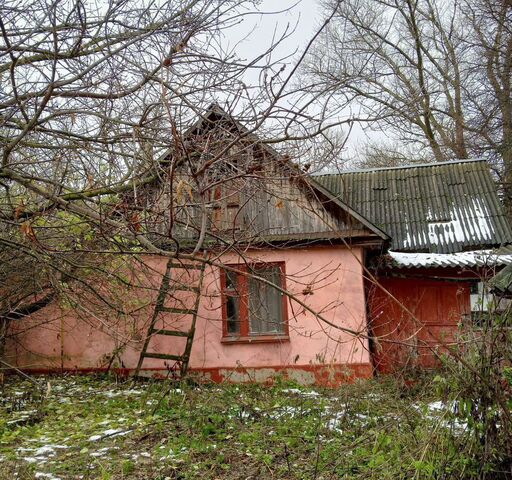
left=502, top=146, right=512, bottom=220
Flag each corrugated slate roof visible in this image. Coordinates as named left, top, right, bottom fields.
left=384, top=250, right=512, bottom=269
left=315, top=159, right=512, bottom=253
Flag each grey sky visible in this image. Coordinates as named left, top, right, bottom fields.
left=227, top=0, right=383, bottom=161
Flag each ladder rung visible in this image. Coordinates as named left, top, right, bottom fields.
left=151, top=328, right=190, bottom=337
left=159, top=307, right=197, bottom=315
left=142, top=353, right=185, bottom=361
left=169, top=263, right=203, bottom=270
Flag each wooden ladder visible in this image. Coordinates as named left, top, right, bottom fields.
left=134, top=255, right=207, bottom=378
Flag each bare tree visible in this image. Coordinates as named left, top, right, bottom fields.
left=303, top=0, right=512, bottom=209
left=1, top=0, right=367, bottom=367
left=0, top=0, right=281, bottom=351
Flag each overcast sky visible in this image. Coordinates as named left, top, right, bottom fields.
left=239, top=0, right=320, bottom=55
left=225, top=0, right=381, bottom=160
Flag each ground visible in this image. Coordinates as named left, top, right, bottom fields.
left=1, top=374, right=475, bottom=479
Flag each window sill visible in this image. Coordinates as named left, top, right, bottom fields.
left=221, top=335, right=290, bottom=345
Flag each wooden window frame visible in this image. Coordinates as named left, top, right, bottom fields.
left=220, top=262, right=289, bottom=344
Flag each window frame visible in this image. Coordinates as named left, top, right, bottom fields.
left=220, top=262, right=290, bottom=343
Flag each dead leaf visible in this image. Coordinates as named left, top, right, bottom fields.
left=129, top=213, right=142, bottom=232
left=20, top=221, right=37, bottom=242
left=176, top=179, right=194, bottom=203
left=14, top=201, right=25, bottom=219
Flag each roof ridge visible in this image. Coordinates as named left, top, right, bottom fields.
left=313, top=158, right=487, bottom=176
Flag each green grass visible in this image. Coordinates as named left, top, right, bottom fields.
left=0, top=374, right=477, bottom=479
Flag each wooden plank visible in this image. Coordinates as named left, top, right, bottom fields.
left=143, top=353, right=184, bottom=361
left=173, top=285, right=200, bottom=293
left=159, top=307, right=197, bottom=315
left=150, top=328, right=190, bottom=337
left=169, top=262, right=203, bottom=270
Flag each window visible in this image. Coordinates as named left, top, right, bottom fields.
left=220, top=263, right=288, bottom=342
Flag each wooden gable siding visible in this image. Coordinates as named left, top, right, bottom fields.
left=137, top=167, right=368, bottom=245
left=131, top=135, right=372, bottom=246
left=237, top=171, right=364, bottom=240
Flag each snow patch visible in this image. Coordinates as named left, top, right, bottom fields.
left=427, top=401, right=446, bottom=412
left=268, top=406, right=300, bottom=419
left=88, top=428, right=129, bottom=441
left=281, top=388, right=321, bottom=398
left=326, top=411, right=344, bottom=433
left=389, top=250, right=512, bottom=268
left=401, top=198, right=495, bottom=250
left=34, top=446, right=57, bottom=456
left=35, top=473, right=61, bottom=480
left=103, top=389, right=144, bottom=398
left=130, top=451, right=152, bottom=461
left=17, top=443, right=69, bottom=464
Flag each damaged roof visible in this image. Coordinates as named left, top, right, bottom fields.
left=315, top=159, right=512, bottom=254
left=135, top=105, right=389, bottom=248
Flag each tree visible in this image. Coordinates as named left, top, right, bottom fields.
left=0, top=0, right=273, bottom=352
left=0, top=0, right=357, bottom=364
left=303, top=0, right=512, bottom=210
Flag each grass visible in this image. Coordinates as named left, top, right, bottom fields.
left=0, top=373, right=478, bottom=479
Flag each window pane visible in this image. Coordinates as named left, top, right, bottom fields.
left=248, top=265, right=284, bottom=335
left=226, top=295, right=240, bottom=334
left=226, top=271, right=238, bottom=290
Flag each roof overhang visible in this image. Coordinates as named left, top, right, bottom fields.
left=381, top=249, right=512, bottom=269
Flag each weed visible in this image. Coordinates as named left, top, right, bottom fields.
left=0, top=374, right=506, bottom=479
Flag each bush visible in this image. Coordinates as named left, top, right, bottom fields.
left=435, top=303, right=512, bottom=478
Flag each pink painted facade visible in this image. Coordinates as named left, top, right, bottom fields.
left=5, top=245, right=372, bottom=385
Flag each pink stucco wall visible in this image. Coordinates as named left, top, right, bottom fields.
left=5, top=245, right=372, bottom=385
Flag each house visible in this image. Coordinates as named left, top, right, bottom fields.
left=4, top=107, right=389, bottom=386
left=315, top=160, right=512, bottom=373
left=4, top=107, right=512, bottom=384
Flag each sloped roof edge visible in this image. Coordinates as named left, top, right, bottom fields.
left=183, top=105, right=390, bottom=242
left=306, top=175, right=390, bottom=241
left=313, top=158, right=487, bottom=176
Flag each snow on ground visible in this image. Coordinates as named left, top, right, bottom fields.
left=281, top=388, right=322, bottom=398
left=16, top=444, right=71, bottom=467
left=1, top=375, right=475, bottom=479
left=88, top=428, right=130, bottom=441
left=102, top=389, right=145, bottom=398
left=412, top=400, right=469, bottom=432
left=34, top=473, right=62, bottom=480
